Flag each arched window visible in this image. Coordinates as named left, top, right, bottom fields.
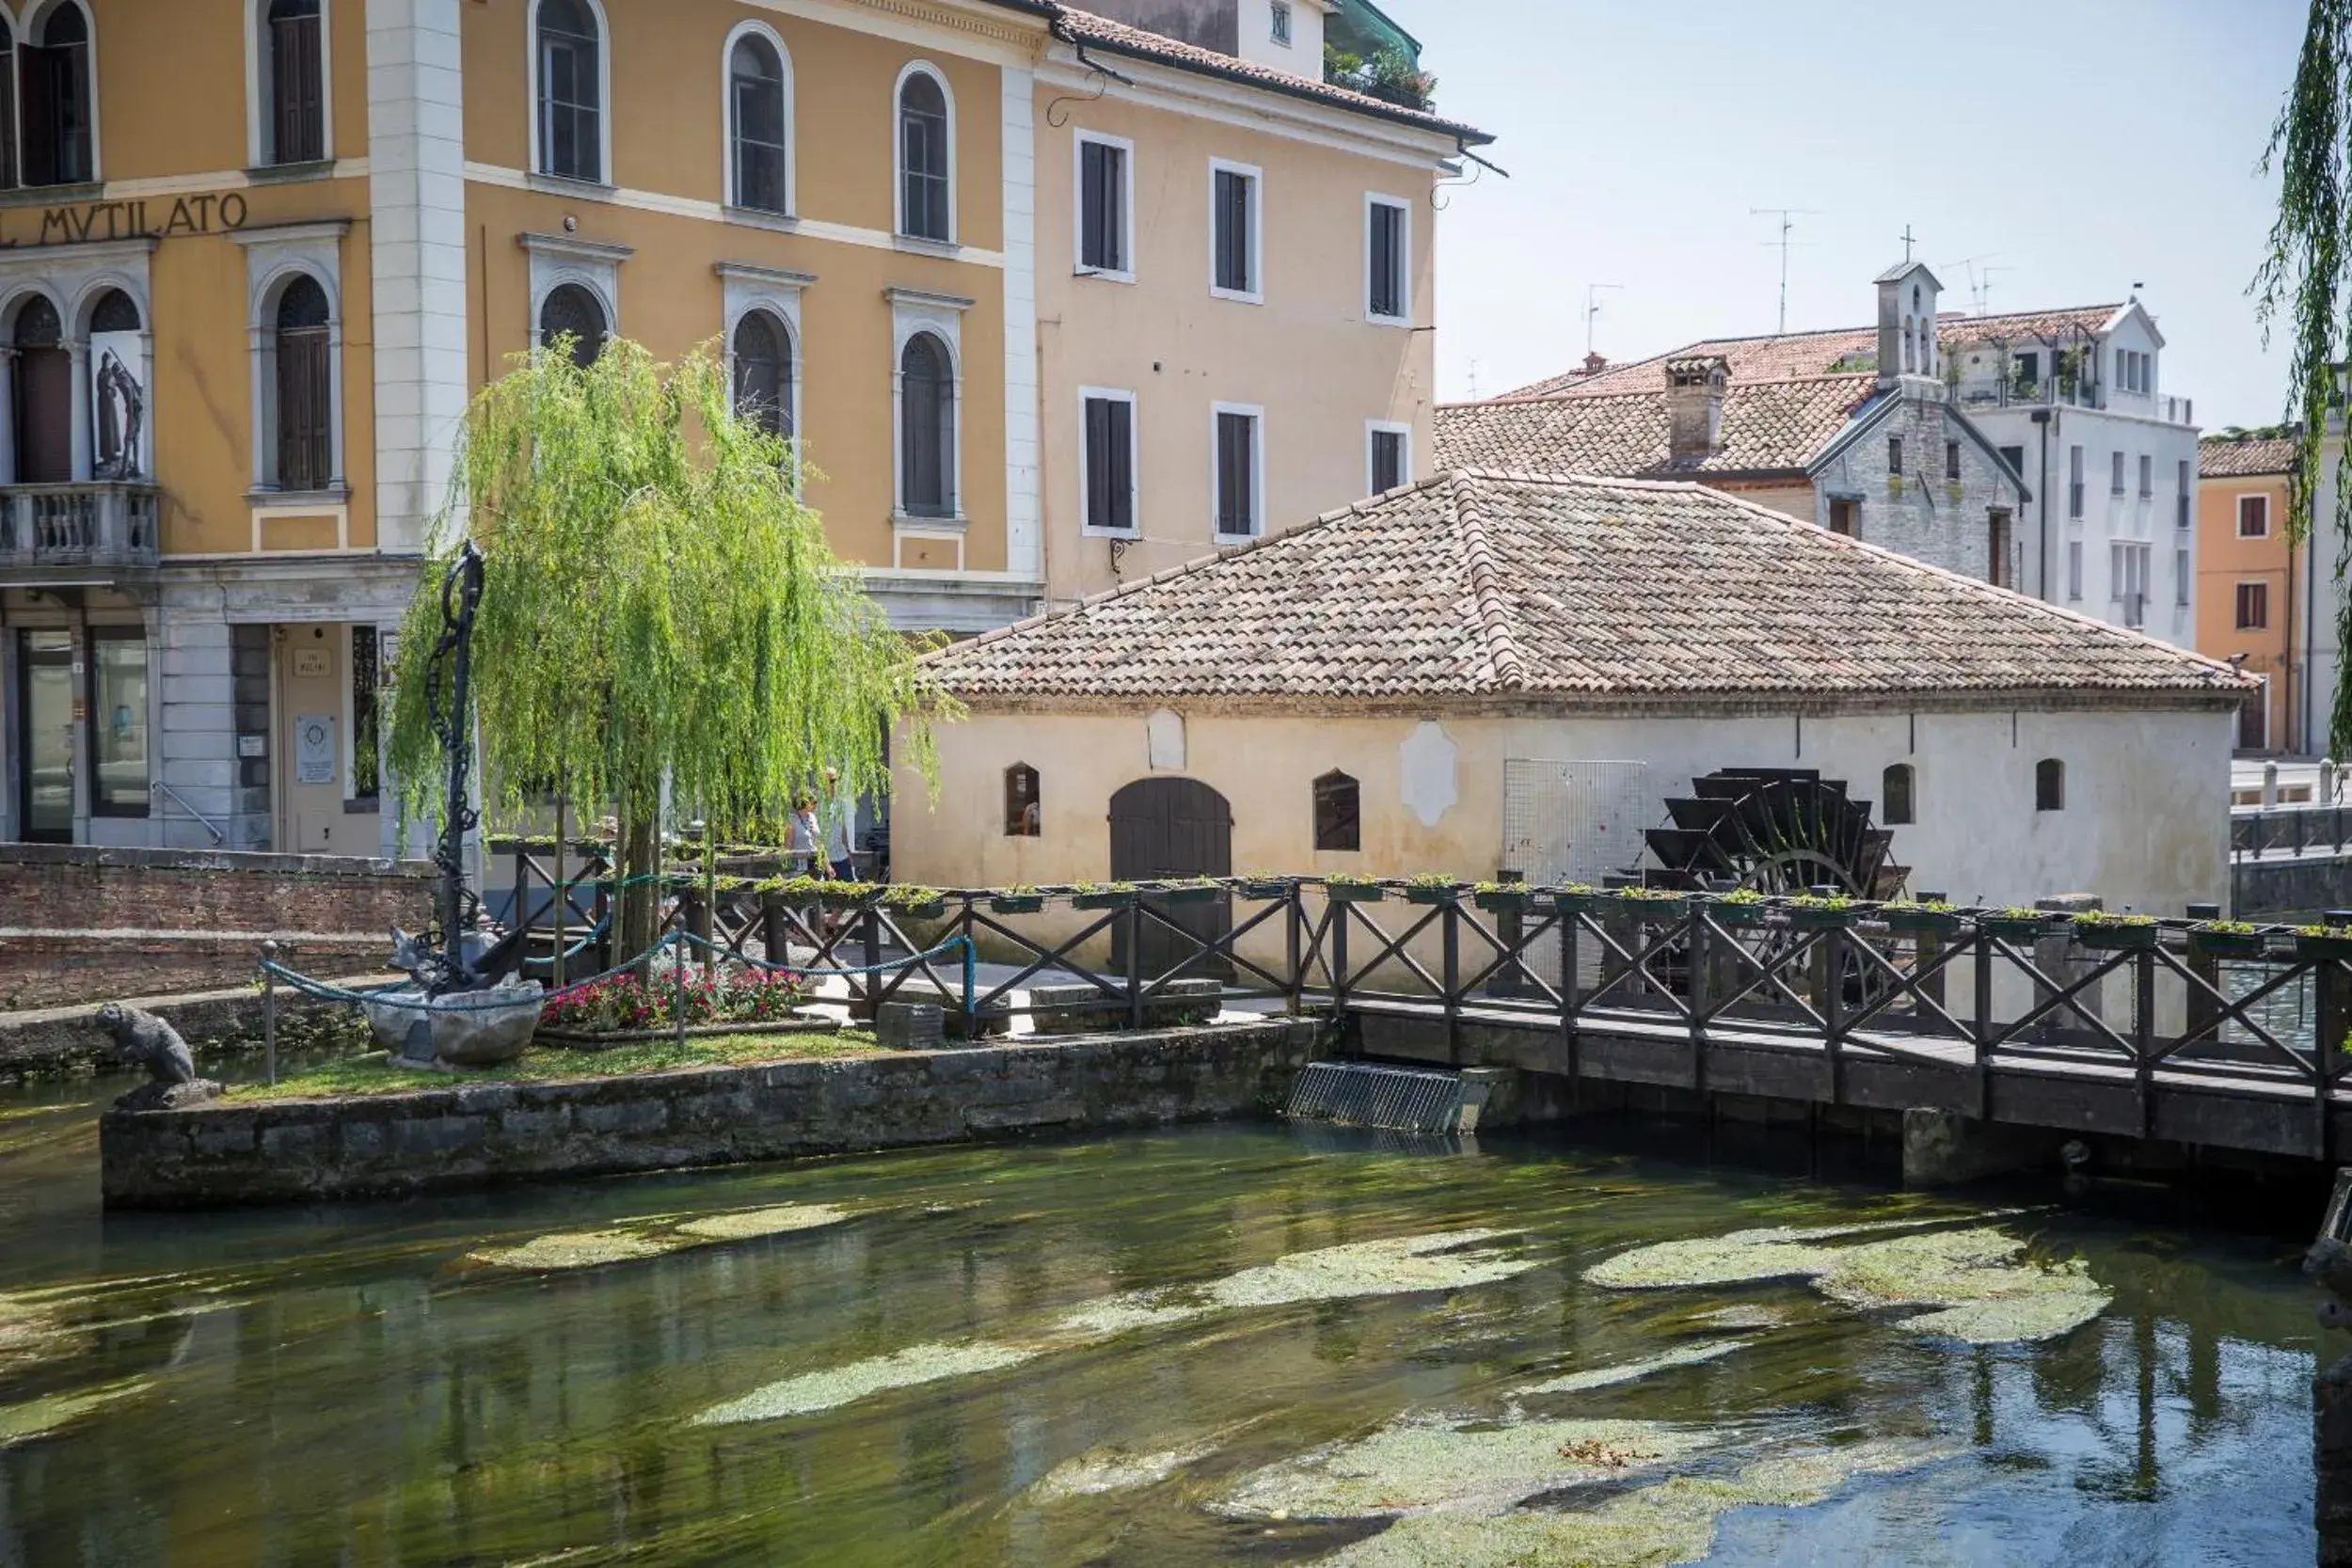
left=2035, top=758, right=2065, bottom=813
left=1004, top=763, right=1040, bottom=837
left=535, top=0, right=602, bottom=182
left=538, top=282, right=607, bottom=369
left=1313, top=770, right=1359, bottom=852
left=274, top=276, right=332, bottom=491
left=24, top=3, right=93, bottom=187
left=731, top=309, right=791, bottom=439
left=1882, top=763, right=1915, bottom=827
left=263, top=0, right=325, bottom=165
left=0, top=19, right=20, bottom=190
left=728, top=31, right=788, bottom=214
left=898, top=331, right=954, bottom=517
left=89, top=290, right=145, bottom=482
left=897, top=69, right=951, bottom=242
left=12, top=294, right=68, bottom=483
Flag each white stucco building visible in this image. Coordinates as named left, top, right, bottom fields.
left=897, top=468, right=2249, bottom=915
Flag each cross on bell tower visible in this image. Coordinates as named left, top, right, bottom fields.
left=1899, top=224, right=1916, bottom=262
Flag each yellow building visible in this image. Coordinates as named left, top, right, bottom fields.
left=0, top=0, right=1483, bottom=855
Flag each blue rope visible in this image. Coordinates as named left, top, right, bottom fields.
left=674, top=928, right=976, bottom=1019
left=261, top=932, right=686, bottom=1013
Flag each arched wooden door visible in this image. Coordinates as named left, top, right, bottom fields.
left=1109, top=777, right=1232, bottom=980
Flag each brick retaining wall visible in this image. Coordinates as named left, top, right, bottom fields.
left=0, top=844, right=432, bottom=1009
left=99, top=1020, right=1321, bottom=1208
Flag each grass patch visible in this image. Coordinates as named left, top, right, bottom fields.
left=229, top=1031, right=884, bottom=1101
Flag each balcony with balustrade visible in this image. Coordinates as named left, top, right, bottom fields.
left=0, top=483, right=160, bottom=578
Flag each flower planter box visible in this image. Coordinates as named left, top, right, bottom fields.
left=1473, top=889, right=1537, bottom=914
left=1404, top=885, right=1458, bottom=907
left=1702, top=900, right=1769, bottom=927
left=2187, top=928, right=2268, bottom=961
left=882, top=899, right=947, bottom=921
left=1785, top=906, right=1856, bottom=931
left=1160, top=883, right=1225, bottom=905
left=1072, top=891, right=1134, bottom=911
left=2073, top=922, right=2160, bottom=952
left=1325, top=883, right=1386, bottom=905
left=537, top=1015, right=839, bottom=1052
left=1610, top=895, right=1682, bottom=919
left=1237, top=880, right=1293, bottom=901
left=1883, top=908, right=1963, bottom=937
left=1979, top=916, right=2052, bottom=943
left=989, top=895, right=1046, bottom=916
left=2298, top=931, right=2352, bottom=964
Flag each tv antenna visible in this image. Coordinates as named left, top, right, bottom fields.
left=1950, top=254, right=2007, bottom=315
left=1752, top=207, right=1820, bottom=336
left=1585, top=283, right=1622, bottom=358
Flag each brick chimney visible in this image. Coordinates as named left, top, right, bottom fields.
left=1582, top=351, right=1608, bottom=373
left=1664, top=356, right=1728, bottom=462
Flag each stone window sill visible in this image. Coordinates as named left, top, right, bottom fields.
left=893, top=234, right=961, bottom=259
left=0, top=181, right=100, bottom=209
left=893, top=511, right=969, bottom=532
left=528, top=173, right=616, bottom=202
left=725, top=205, right=798, bottom=233
left=248, top=486, right=352, bottom=507
left=246, top=160, right=337, bottom=185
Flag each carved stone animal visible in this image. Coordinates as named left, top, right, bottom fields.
left=95, top=1003, right=219, bottom=1112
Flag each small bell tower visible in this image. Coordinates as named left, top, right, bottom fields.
left=1874, top=260, right=1943, bottom=390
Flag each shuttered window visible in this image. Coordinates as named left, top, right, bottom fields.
left=1367, top=198, right=1406, bottom=321
left=268, top=0, right=325, bottom=165
left=1082, top=392, right=1135, bottom=533
left=1370, top=427, right=1406, bottom=495
left=276, top=275, right=332, bottom=491
left=1216, top=408, right=1259, bottom=538
left=1213, top=166, right=1255, bottom=295
left=1079, top=137, right=1127, bottom=274
left=900, top=333, right=954, bottom=517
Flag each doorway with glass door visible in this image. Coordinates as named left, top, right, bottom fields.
left=15, top=629, right=73, bottom=842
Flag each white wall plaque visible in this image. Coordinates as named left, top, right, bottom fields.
left=1146, top=707, right=1186, bottom=770
left=295, top=715, right=337, bottom=784
left=1399, top=721, right=1458, bottom=828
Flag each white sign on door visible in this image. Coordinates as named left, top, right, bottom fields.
left=295, top=714, right=337, bottom=785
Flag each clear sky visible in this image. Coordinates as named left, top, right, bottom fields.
left=1418, top=0, right=2308, bottom=430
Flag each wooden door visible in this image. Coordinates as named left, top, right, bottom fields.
left=15, top=346, right=70, bottom=483
left=1109, top=778, right=1232, bottom=981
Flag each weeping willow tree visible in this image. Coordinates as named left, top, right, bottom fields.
left=386, top=335, right=959, bottom=964
left=2258, top=0, right=2352, bottom=752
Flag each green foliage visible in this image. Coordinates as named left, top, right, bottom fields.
left=2073, top=911, right=2153, bottom=927
left=2256, top=1, right=2352, bottom=751
left=1322, top=43, right=1437, bottom=109
left=1406, top=872, right=1456, bottom=889
left=2196, top=918, right=2259, bottom=935
left=386, top=335, right=959, bottom=849
left=1788, top=894, right=1853, bottom=911
left=1719, top=888, right=1766, bottom=905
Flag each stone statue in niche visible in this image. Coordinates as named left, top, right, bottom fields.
left=94, top=1003, right=221, bottom=1111
left=92, top=348, right=146, bottom=481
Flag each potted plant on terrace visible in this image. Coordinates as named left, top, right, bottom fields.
left=1883, top=897, right=1963, bottom=937
left=1071, top=881, right=1136, bottom=911
left=2073, top=911, right=2159, bottom=951
left=2187, top=918, right=2266, bottom=961
left=989, top=886, right=1045, bottom=916
left=1473, top=880, right=1538, bottom=914
left=1979, top=907, right=2054, bottom=942
left=1235, top=874, right=1293, bottom=901
left=1325, top=874, right=1386, bottom=905
left=1404, top=873, right=1459, bottom=907
left=1699, top=887, right=1769, bottom=927
left=1162, top=877, right=1224, bottom=905
left=2297, top=923, right=2352, bottom=962
left=1785, top=893, right=1857, bottom=931
left=1552, top=883, right=1608, bottom=915
left=881, top=885, right=947, bottom=921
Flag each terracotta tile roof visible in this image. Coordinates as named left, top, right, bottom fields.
left=928, top=470, right=2250, bottom=710
left=1505, top=305, right=2126, bottom=401
left=1436, top=373, right=1877, bottom=478
left=1043, top=7, right=1491, bottom=143
left=2200, top=436, right=2300, bottom=479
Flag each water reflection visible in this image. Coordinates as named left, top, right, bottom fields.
left=0, top=1071, right=2324, bottom=1566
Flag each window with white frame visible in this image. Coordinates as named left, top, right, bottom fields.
left=2175, top=548, right=2190, bottom=608
left=2237, top=580, right=2268, bottom=628
left=539, top=281, right=607, bottom=367
left=237, top=225, right=345, bottom=496
left=1366, top=195, right=1409, bottom=325
left=2067, top=540, right=2083, bottom=599
left=1076, top=132, right=1132, bottom=279
left=13, top=2, right=92, bottom=187
left=1368, top=421, right=1410, bottom=495
left=1080, top=388, right=1137, bottom=535
left=731, top=309, right=793, bottom=440
left=1211, top=159, right=1261, bottom=301
left=1213, top=403, right=1263, bottom=539
left=2111, top=541, right=2151, bottom=625
left=2138, top=453, right=2152, bottom=497
left=726, top=25, right=791, bottom=214
left=2068, top=444, right=2084, bottom=517
left=896, top=66, right=953, bottom=243
left=260, top=0, right=326, bottom=166
left=1270, top=0, right=1293, bottom=45
left=2110, top=450, right=2125, bottom=494
left=272, top=276, right=333, bottom=490
left=2176, top=460, right=2191, bottom=528
left=899, top=331, right=956, bottom=518
left=2239, top=494, right=2270, bottom=537
left=533, top=0, right=604, bottom=182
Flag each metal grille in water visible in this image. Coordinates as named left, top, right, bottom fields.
left=1284, top=1062, right=1468, bottom=1135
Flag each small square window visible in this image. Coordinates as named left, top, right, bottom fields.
left=1076, top=134, right=1132, bottom=279
left=1314, top=770, right=1359, bottom=851
left=1887, top=436, right=1903, bottom=475
left=1269, top=0, right=1293, bottom=45
left=1369, top=423, right=1409, bottom=495
left=1005, top=763, right=1041, bottom=836
left=1366, top=196, right=1409, bottom=325
left=1945, top=439, right=1961, bottom=481
left=2236, top=581, right=2270, bottom=630
left=2239, top=495, right=2270, bottom=538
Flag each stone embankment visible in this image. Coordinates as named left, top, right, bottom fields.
left=101, top=1020, right=1320, bottom=1208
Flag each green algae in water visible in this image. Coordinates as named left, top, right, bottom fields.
left=1033, top=1443, right=1216, bottom=1500
left=1584, top=1220, right=2109, bottom=1344
left=1518, top=1338, right=1754, bottom=1396
left=673, top=1203, right=852, bottom=1242
left=1218, top=1413, right=1708, bottom=1521
left=693, top=1341, right=1038, bottom=1423
left=1314, top=1435, right=1963, bottom=1567
left=469, top=1229, right=676, bottom=1271
left=0, top=1378, right=150, bottom=1449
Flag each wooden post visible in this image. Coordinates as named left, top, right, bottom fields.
left=1284, top=884, right=1304, bottom=1016
left=261, top=939, right=279, bottom=1087
left=1331, top=898, right=1351, bottom=1012
left=2184, top=901, right=2221, bottom=1058
left=759, top=889, right=788, bottom=973
left=1971, top=924, right=1994, bottom=1120
left=1822, top=925, right=1845, bottom=1105
left=1914, top=891, right=1948, bottom=1013
left=1441, top=898, right=1461, bottom=1067
left=1687, top=907, right=1708, bottom=1096
left=2133, top=945, right=2156, bottom=1139
left=862, top=903, right=884, bottom=1022
left=1126, top=893, right=1145, bottom=1030
left=2321, top=953, right=2351, bottom=1164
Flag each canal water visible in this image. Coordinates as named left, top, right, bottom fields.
left=0, top=1065, right=2325, bottom=1566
